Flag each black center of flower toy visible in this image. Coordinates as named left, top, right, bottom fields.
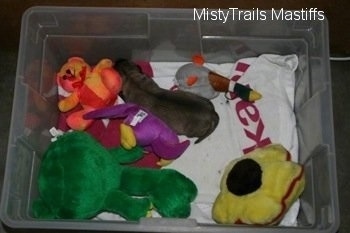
left=226, top=158, right=262, bottom=196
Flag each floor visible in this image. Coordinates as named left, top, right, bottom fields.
left=0, top=49, right=349, bottom=233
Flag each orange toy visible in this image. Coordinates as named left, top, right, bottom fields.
left=57, top=57, right=122, bottom=130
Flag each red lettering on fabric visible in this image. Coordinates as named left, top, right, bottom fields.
left=232, top=61, right=272, bottom=154
left=235, top=100, right=259, bottom=126
left=235, top=62, right=250, bottom=73
left=242, top=120, right=272, bottom=154
left=229, top=62, right=251, bottom=99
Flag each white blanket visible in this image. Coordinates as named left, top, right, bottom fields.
left=150, top=54, right=299, bottom=226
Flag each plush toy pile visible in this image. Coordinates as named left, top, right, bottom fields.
left=33, top=55, right=305, bottom=226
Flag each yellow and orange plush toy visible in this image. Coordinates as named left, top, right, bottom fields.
left=57, top=57, right=122, bottom=130
left=212, top=144, right=305, bottom=225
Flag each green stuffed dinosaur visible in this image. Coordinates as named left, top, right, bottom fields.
left=32, top=130, right=197, bottom=220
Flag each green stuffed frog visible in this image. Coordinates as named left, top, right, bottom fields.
left=32, top=130, right=197, bottom=220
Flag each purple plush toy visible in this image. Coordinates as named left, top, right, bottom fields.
left=84, top=103, right=190, bottom=166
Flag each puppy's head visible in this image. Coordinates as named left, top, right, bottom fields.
left=114, top=59, right=141, bottom=75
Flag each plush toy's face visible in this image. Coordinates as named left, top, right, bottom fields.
left=212, top=144, right=305, bottom=225
left=57, top=57, right=91, bottom=92
left=175, top=63, right=219, bottom=99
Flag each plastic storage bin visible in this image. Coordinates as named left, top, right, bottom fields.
left=0, top=6, right=339, bottom=232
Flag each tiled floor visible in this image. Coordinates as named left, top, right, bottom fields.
left=0, top=49, right=349, bottom=233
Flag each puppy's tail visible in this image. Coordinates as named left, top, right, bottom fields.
left=194, top=111, right=219, bottom=144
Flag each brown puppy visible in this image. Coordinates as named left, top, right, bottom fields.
left=114, top=59, right=219, bottom=143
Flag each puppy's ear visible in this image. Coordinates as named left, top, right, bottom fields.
left=136, top=64, right=143, bottom=74
left=119, top=91, right=125, bottom=101
left=114, top=58, right=128, bottom=66
left=114, top=59, right=132, bottom=74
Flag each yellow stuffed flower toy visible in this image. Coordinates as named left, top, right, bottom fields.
left=212, top=144, right=305, bottom=225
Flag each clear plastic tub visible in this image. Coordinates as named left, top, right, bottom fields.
left=0, top=6, right=339, bottom=233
